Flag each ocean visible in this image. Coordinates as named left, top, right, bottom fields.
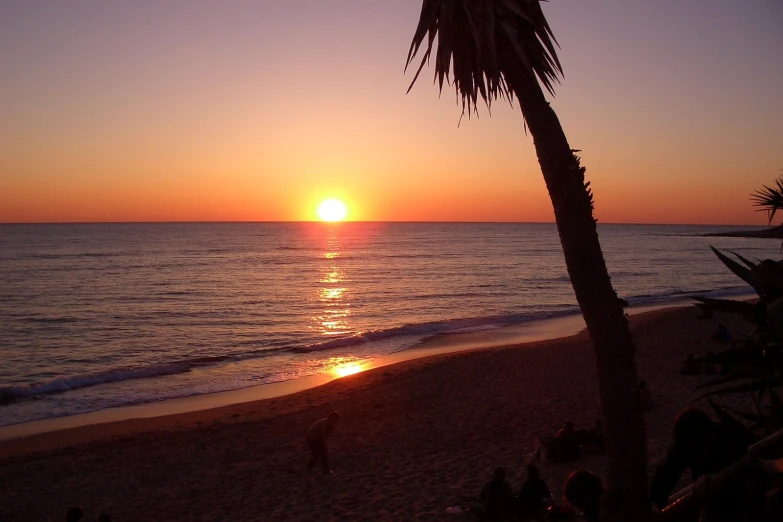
left=0, top=222, right=778, bottom=427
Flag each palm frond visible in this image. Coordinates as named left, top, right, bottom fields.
left=751, top=175, right=783, bottom=224
left=406, top=0, right=562, bottom=118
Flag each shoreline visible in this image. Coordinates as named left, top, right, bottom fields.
left=0, top=296, right=746, bottom=453
left=0, top=300, right=759, bottom=520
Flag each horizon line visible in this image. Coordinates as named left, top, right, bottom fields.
left=0, top=220, right=773, bottom=228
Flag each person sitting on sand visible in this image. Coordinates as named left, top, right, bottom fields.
left=638, top=381, right=654, bottom=411
left=544, top=422, right=582, bottom=463
left=517, top=463, right=552, bottom=520
left=581, top=419, right=605, bottom=455
left=563, top=470, right=603, bottom=522
left=469, top=467, right=515, bottom=521
left=306, top=410, right=340, bottom=475
left=711, top=324, right=732, bottom=343
left=680, top=354, right=701, bottom=375
left=650, top=408, right=754, bottom=518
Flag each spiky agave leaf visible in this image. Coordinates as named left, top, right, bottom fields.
left=691, top=296, right=764, bottom=324
left=728, top=252, right=783, bottom=301
left=729, top=251, right=761, bottom=271
left=756, top=261, right=783, bottom=299
left=709, top=247, right=766, bottom=297
left=406, top=0, right=562, bottom=119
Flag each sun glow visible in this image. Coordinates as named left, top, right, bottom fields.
left=334, top=364, right=363, bottom=378
left=317, top=199, right=348, bottom=222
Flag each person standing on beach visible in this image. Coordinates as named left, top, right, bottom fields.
left=306, top=410, right=340, bottom=474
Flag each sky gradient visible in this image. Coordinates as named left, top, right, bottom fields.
left=1, top=0, right=781, bottom=224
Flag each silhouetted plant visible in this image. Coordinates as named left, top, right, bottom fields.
left=693, top=247, right=783, bottom=434
left=751, top=170, right=783, bottom=225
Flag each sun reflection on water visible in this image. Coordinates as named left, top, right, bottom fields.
left=334, top=364, right=363, bottom=377
left=322, top=268, right=342, bottom=284
left=312, top=230, right=352, bottom=337
left=324, top=356, right=365, bottom=378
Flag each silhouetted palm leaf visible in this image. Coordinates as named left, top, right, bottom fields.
left=406, top=0, right=562, bottom=119
left=751, top=175, right=783, bottom=223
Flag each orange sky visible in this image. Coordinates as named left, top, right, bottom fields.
left=1, top=1, right=781, bottom=225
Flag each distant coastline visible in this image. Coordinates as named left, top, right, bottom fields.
left=703, top=226, right=783, bottom=238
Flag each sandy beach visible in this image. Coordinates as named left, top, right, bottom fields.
left=0, top=304, right=754, bottom=521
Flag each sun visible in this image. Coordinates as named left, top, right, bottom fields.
left=317, top=198, right=348, bottom=222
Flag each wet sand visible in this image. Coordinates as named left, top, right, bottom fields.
left=0, top=305, right=754, bottom=521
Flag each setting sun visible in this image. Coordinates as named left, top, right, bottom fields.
left=317, top=199, right=348, bottom=222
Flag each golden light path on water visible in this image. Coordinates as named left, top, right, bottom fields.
left=311, top=226, right=368, bottom=379
left=313, top=229, right=351, bottom=337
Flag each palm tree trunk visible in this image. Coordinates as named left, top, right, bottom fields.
left=501, top=62, right=651, bottom=520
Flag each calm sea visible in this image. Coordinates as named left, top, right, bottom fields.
left=0, top=222, right=778, bottom=426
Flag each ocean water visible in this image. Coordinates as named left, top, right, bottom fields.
left=0, top=222, right=778, bottom=426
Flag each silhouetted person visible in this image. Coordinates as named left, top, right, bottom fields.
left=98, top=514, right=111, bottom=522
left=470, top=467, right=514, bottom=521
left=650, top=408, right=755, bottom=519
left=681, top=354, right=701, bottom=375
left=517, top=463, right=551, bottom=520
left=564, top=470, right=603, bottom=522
left=638, top=381, right=654, bottom=411
left=546, top=422, right=581, bottom=463
left=306, top=410, right=340, bottom=474
left=65, top=507, right=83, bottom=522
left=711, top=324, right=732, bottom=343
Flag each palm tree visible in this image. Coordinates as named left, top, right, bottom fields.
left=751, top=171, right=783, bottom=226
left=405, top=2, right=650, bottom=520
